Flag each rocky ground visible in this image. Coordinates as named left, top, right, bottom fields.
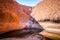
left=0, top=34, right=46, bottom=40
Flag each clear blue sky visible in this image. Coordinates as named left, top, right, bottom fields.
left=16, top=0, right=42, bottom=6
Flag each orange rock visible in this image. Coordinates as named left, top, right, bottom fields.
left=0, top=0, right=31, bottom=34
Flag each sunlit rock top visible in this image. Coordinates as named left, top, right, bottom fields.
left=31, top=0, right=60, bottom=21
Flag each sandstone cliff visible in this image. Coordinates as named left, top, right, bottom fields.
left=31, top=0, right=60, bottom=39
left=31, top=0, right=60, bottom=21
left=0, top=0, right=32, bottom=34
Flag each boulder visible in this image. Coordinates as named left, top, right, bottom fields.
left=0, top=0, right=43, bottom=39
left=0, top=0, right=31, bottom=34
left=31, top=0, right=60, bottom=40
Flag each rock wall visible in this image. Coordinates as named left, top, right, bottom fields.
left=31, top=0, right=60, bottom=40
left=0, top=0, right=31, bottom=34
left=31, top=0, right=60, bottom=21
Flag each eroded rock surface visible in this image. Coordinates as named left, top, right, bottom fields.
left=0, top=0, right=31, bottom=34
left=31, top=0, right=60, bottom=40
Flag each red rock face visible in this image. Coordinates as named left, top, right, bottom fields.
left=0, top=0, right=32, bottom=34
left=0, top=0, right=44, bottom=39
